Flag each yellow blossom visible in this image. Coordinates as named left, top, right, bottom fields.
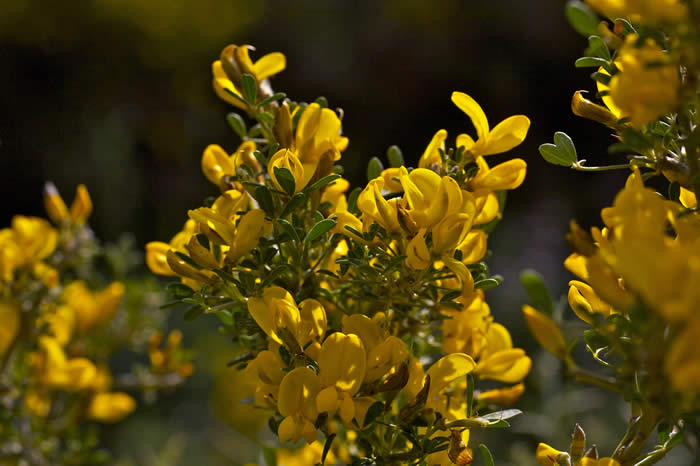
left=536, top=443, right=571, bottom=465
left=477, top=383, right=525, bottom=405
left=87, top=392, right=136, bottom=423
left=452, top=92, right=530, bottom=159
left=277, top=367, right=321, bottom=443
left=606, top=36, right=680, bottom=128
left=522, top=305, right=567, bottom=359
left=357, top=177, right=401, bottom=233
left=468, top=156, right=527, bottom=193
left=268, top=148, right=307, bottom=193
left=585, top=0, right=686, bottom=24
left=201, top=141, right=257, bottom=189
left=62, top=281, right=125, bottom=334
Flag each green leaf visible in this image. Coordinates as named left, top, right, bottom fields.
left=174, top=251, right=201, bottom=269
left=586, top=35, right=611, bottom=60
left=226, top=113, right=247, bottom=139
left=277, top=218, right=300, bottom=242
left=565, top=0, right=600, bottom=36
left=591, top=71, right=611, bottom=85
left=466, top=374, right=475, bottom=418
left=367, top=156, right=384, bottom=181
left=347, top=187, right=362, bottom=214
left=474, top=278, right=500, bottom=291
left=257, top=111, right=275, bottom=127
left=479, top=409, right=522, bottom=421
left=479, top=444, right=495, bottom=466
left=166, top=282, right=194, bottom=299
left=253, top=150, right=268, bottom=167
left=539, top=132, right=578, bottom=167
left=363, top=401, right=385, bottom=427
left=279, top=192, right=308, bottom=219
left=305, top=174, right=342, bottom=193
left=315, top=96, right=329, bottom=108
left=387, top=145, right=404, bottom=168
left=304, top=218, right=337, bottom=244
left=322, top=433, right=336, bottom=465
left=273, top=166, right=296, bottom=196
left=254, top=185, right=275, bottom=217
left=258, top=92, right=286, bottom=107
left=183, top=304, right=205, bottom=321
left=262, top=445, right=277, bottom=466
left=215, top=310, right=234, bottom=326
left=223, top=87, right=249, bottom=107
left=241, top=73, right=257, bottom=105
left=575, top=56, right=609, bottom=68
left=520, top=269, right=554, bottom=316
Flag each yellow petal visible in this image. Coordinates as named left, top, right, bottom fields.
left=43, top=182, right=69, bottom=223
left=145, top=242, right=175, bottom=276
left=316, top=385, right=339, bottom=414
left=212, top=60, right=246, bottom=110
left=405, top=230, right=431, bottom=270
left=0, top=301, right=20, bottom=357
left=481, top=115, right=530, bottom=156
left=477, top=383, right=525, bottom=405
left=522, top=305, right=567, bottom=358
left=471, top=158, right=527, bottom=191
left=451, top=92, right=489, bottom=141
left=253, top=52, right=286, bottom=81
left=536, top=443, right=568, bottom=466
left=418, top=129, right=447, bottom=169
left=69, top=184, right=93, bottom=224
left=425, top=353, right=476, bottom=402
left=278, top=367, right=321, bottom=420
left=457, top=230, right=487, bottom=264
left=201, top=144, right=236, bottom=186
left=87, top=392, right=136, bottom=423
left=318, top=333, right=366, bottom=395
left=341, top=314, right=382, bottom=352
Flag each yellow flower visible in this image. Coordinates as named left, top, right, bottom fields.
left=33, top=337, right=98, bottom=391
left=522, top=305, right=567, bottom=359
left=294, top=103, right=348, bottom=182
left=268, top=148, right=307, bottom=193
left=5, top=216, right=57, bottom=269
left=605, top=36, right=680, bottom=128
left=585, top=0, right=686, bottom=24
left=474, top=322, right=532, bottom=383
left=405, top=230, right=431, bottom=270
left=679, top=187, right=697, bottom=209
left=399, top=167, right=468, bottom=230
left=357, top=177, right=401, bottom=233
left=277, top=367, right=321, bottom=443
left=452, top=92, right=530, bottom=159
left=212, top=44, right=286, bottom=108
left=316, top=332, right=366, bottom=424
left=424, top=353, right=476, bottom=418
left=87, top=392, right=136, bottom=423
left=146, top=219, right=198, bottom=277
left=62, top=281, right=125, bottom=334
left=535, top=443, right=571, bottom=465
left=477, top=383, right=525, bottom=405
left=468, top=156, right=527, bottom=193
left=579, top=459, right=620, bottom=466
left=568, top=280, right=614, bottom=324
left=44, top=183, right=93, bottom=225
left=0, top=301, right=20, bottom=357
left=277, top=441, right=337, bottom=466
left=201, top=142, right=257, bottom=189
left=418, top=129, right=448, bottom=169
left=226, top=209, right=270, bottom=263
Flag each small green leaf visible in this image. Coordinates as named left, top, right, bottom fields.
left=277, top=218, right=300, bottom=242
left=183, top=304, right=205, bottom=321
left=166, top=282, right=194, bottom=299
left=474, top=278, right=500, bottom=291
left=479, top=409, right=522, bottom=421
left=315, top=96, right=329, bottom=108
left=466, top=374, right=475, bottom=418
left=347, top=187, right=362, bottom=214
left=273, top=166, right=296, bottom=196
left=367, top=156, right=384, bottom=181
left=253, top=150, right=268, bottom=167
left=387, top=145, right=404, bottom=168
left=363, top=401, right=385, bottom=427
left=586, top=35, right=611, bottom=61
left=539, top=132, right=578, bottom=167
left=241, top=73, right=257, bottom=104
left=591, top=71, right=611, bottom=85
left=174, top=251, right=201, bottom=269
left=258, top=92, right=286, bottom=107
left=305, top=174, right=342, bottom=193
left=479, top=444, right=495, bottom=466
left=257, top=111, right=275, bottom=127
left=215, top=310, right=234, bottom=326
left=279, top=192, right=308, bottom=219
left=520, top=269, right=554, bottom=316
left=223, top=87, right=249, bottom=107
left=226, top=113, right=247, bottom=139
left=575, top=56, right=609, bottom=68
left=565, top=0, right=600, bottom=36
left=254, top=185, right=275, bottom=217
left=322, top=433, right=336, bottom=465
left=304, top=218, right=337, bottom=244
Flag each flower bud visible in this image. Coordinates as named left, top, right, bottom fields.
left=220, top=44, right=243, bottom=88
left=70, top=184, right=93, bottom=224
left=522, top=305, right=567, bottom=359
left=43, top=182, right=69, bottom=223
left=571, top=91, right=619, bottom=129
left=274, top=102, right=294, bottom=149
left=268, top=149, right=305, bottom=193
left=570, top=423, right=586, bottom=462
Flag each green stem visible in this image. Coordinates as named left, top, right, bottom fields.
left=565, top=365, right=623, bottom=394
left=612, top=405, right=662, bottom=466
left=571, top=163, right=631, bottom=172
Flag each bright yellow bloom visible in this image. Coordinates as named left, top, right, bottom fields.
left=468, top=156, right=526, bottom=193
left=277, top=367, right=321, bottom=443
left=0, top=301, right=20, bottom=357
left=277, top=441, right=337, bottom=466
left=418, top=129, right=447, bottom=169
left=146, top=219, right=197, bottom=277
left=316, top=332, right=366, bottom=424
left=62, top=281, right=125, bottom=334
left=294, top=103, right=348, bottom=183
left=452, top=92, right=530, bottom=159
left=0, top=216, right=57, bottom=282
left=32, top=337, right=98, bottom=392
left=44, top=183, right=93, bottom=225
left=405, top=230, right=432, bottom=270
left=585, top=0, right=686, bottom=24
left=605, top=36, right=680, bottom=128
left=680, top=187, right=697, bottom=209
left=535, top=443, right=571, bottom=465
left=87, top=392, right=136, bottom=423
left=201, top=141, right=257, bottom=189
left=522, top=305, right=567, bottom=359
left=357, top=177, right=401, bottom=233
left=423, top=353, right=476, bottom=418
left=212, top=44, right=286, bottom=108
left=474, top=323, right=532, bottom=383
left=268, top=148, right=306, bottom=193
left=568, top=280, right=614, bottom=324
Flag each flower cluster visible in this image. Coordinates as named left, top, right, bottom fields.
left=529, top=2, right=700, bottom=464
left=0, top=185, right=190, bottom=464
left=147, top=44, right=532, bottom=464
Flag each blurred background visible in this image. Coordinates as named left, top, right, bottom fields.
left=1, top=0, right=694, bottom=464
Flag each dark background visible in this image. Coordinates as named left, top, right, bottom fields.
left=2, top=1, right=693, bottom=464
